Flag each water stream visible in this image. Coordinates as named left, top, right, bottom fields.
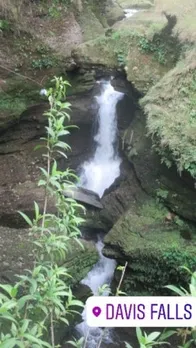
left=124, top=9, right=139, bottom=18
left=79, top=80, right=124, bottom=198
left=76, top=80, right=124, bottom=347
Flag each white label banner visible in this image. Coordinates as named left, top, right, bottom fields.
left=86, top=296, right=196, bottom=327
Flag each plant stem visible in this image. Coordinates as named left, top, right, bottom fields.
left=50, top=311, right=55, bottom=347
left=41, top=140, right=51, bottom=234
left=116, top=261, right=128, bottom=295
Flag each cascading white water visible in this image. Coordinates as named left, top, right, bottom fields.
left=124, top=9, right=138, bottom=18
left=76, top=240, right=116, bottom=348
left=76, top=80, right=123, bottom=347
left=79, top=80, right=124, bottom=198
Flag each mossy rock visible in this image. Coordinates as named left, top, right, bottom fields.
left=141, top=49, right=196, bottom=178
left=64, top=239, right=99, bottom=285
left=0, top=75, right=43, bottom=130
left=103, top=200, right=196, bottom=295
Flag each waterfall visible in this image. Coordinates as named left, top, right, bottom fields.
left=76, top=240, right=116, bottom=348
left=79, top=80, right=124, bottom=198
left=76, top=79, right=123, bottom=347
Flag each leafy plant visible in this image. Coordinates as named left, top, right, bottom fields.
left=138, top=36, right=167, bottom=65
left=117, top=51, right=126, bottom=68
left=125, top=327, right=170, bottom=348
left=156, top=188, right=169, bottom=201
left=0, top=19, right=10, bottom=31
left=31, top=57, right=56, bottom=70
left=126, top=268, right=196, bottom=348
left=165, top=267, right=196, bottom=347
left=0, top=77, right=85, bottom=347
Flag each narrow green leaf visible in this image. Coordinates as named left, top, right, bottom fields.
left=18, top=211, right=33, bottom=227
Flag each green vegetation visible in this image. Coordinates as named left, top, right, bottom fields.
left=139, top=36, right=167, bottom=64
left=0, top=95, right=27, bottom=119
left=0, top=77, right=85, bottom=347
left=156, top=188, right=169, bottom=201
left=31, top=57, right=56, bottom=70
left=0, top=19, right=10, bottom=31
left=141, top=52, right=196, bottom=178
left=104, top=201, right=196, bottom=295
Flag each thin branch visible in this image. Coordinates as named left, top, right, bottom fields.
left=0, top=64, right=43, bottom=87
left=50, top=311, right=55, bottom=347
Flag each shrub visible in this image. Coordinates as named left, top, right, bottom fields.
left=0, top=77, right=85, bottom=347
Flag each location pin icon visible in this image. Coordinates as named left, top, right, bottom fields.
left=92, top=306, right=101, bottom=317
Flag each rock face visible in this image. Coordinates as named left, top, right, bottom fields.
left=103, top=200, right=196, bottom=295
left=122, top=110, right=196, bottom=222
left=0, top=89, right=96, bottom=227
left=0, top=225, right=99, bottom=285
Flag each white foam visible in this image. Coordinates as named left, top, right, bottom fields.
left=124, top=9, right=139, bottom=18
left=79, top=80, right=124, bottom=198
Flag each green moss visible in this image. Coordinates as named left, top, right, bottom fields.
left=64, top=240, right=99, bottom=285
left=0, top=75, right=43, bottom=129
left=0, top=95, right=27, bottom=119
left=141, top=50, right=196, bottom=178
left=104, top=200, right=196, bottom=295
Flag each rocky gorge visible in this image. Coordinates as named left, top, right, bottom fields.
left=0, top=0, right=196, bottom=346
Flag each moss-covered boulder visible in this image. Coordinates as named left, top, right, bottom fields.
left=103, top=200, right=196, bottom=295
left=141, top=49, right=196, bottom=179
